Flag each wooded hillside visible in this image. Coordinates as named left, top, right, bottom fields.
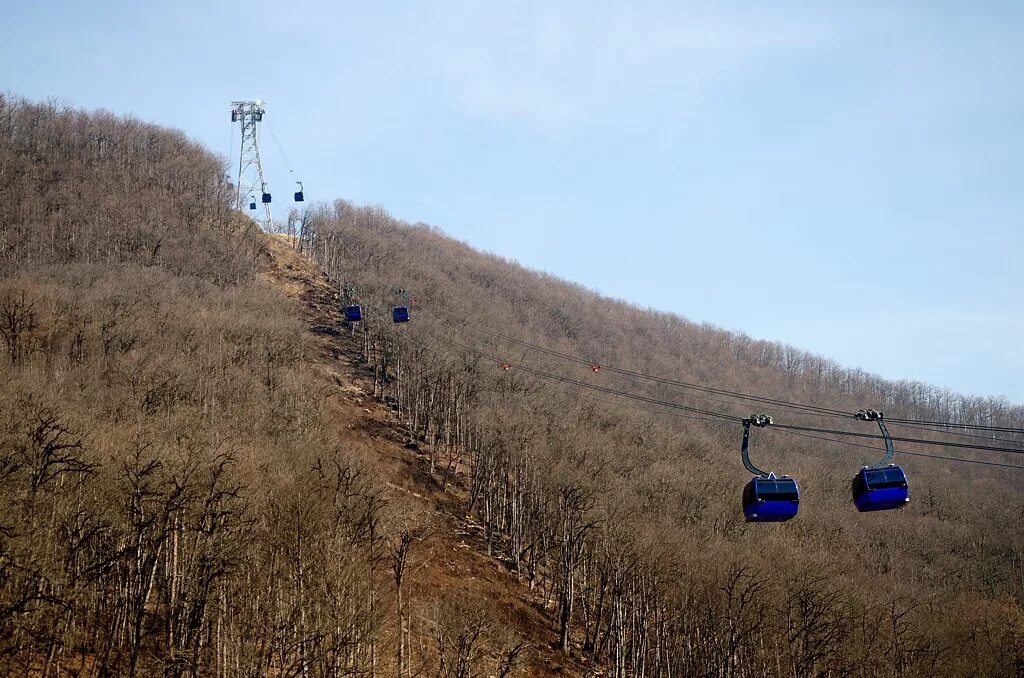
left=1, top=95, right=1022, bottom=676
left=0, top=96, right=537, bottom=677
left=296, top=198, right=1024, bottom=675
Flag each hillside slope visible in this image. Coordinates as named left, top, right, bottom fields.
left=295, top=200, right=1024, bottom=675
left=261, top=233, right=606, bottom=676
left=1, top=95, right=1022, bottom=676
left=0, top=96, right=558, bottom=677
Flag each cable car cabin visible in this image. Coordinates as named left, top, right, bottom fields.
left=262, top=192, right=272, bottom=204
left=344, top=305, right=362, bottom=322
left=249, top=200, right=257, bottom=210
left=742, top=476, right=799, bottom=522
left=392, top=306, right=410, bottom=323
left=294, top=190, right=304, bottom=202
left=852, top=465, right=909, bottom=512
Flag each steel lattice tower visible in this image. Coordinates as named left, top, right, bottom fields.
left=231, top=100, right=272, bottom=230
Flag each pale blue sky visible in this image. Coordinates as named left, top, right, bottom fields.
left=3, top=1, right=1021, bottom=402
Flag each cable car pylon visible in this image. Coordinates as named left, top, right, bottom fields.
left=231, top=100, right=272, bottom=231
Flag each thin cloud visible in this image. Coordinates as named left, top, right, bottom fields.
left=432, top=5, right=842, bottom=128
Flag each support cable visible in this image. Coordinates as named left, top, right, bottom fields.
left=773, top=427, right=1024, bottom=470
left=770, top=423, right=1024, bottom=456
left=414, top=314, right=1024, bottom=470
left=266, top=118, right=297, bottom=177
left=422, top=308, right=846, bottom=418
left=342, top=277, right=1024, bottom=471
left=419, top=304, right=1024, bottom=454
left=884, top=417, right=1024, bottom=434
left=308, top=237, right=1024, bottom=453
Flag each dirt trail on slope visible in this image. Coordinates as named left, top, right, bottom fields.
left=260, top=235, right=592, bottom=677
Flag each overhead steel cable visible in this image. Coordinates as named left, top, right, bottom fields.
left=419, top=308, right=755, bottom=424
left=413, top=304, right=844, bottom=420
left=419, top=305, right=1024, bottom=452
left=418, top=303, right=761, bottom=417
left=771, top=427, right=1024, bottom=470
left=419, top=306, right=852, bottom=418
left=884, top=417, right=1024, bottom=434
left=417, top=318, right=1024, bottom=456
left=335, top=275, right=1024, bottom=470
left=366, top=305, right=732, bottom=427
left=228, top=120, right=235, bottom=179
left=265, top=118, right=296, bottom=176
left=423, top=314, right=1024, bottom=455
left=407, top=312, right=1024, bottom=471
left=420, top=307, right=1024, bottom=439
left=339, top=284, right=1024, bottom=458
left=418, top=324, right=741, bottom=423
left=887, top=420, right=1024, bottom=446
left=316, top=240, right=1024, bottom=442
left=507, top=357, right=736, bottom=426
left=770, top=423, right=1024, bottom=456
left=388, top=306, right=735, bottom=426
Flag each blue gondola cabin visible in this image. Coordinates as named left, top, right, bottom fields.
left=344, top=305, right=362, bottom=322
left=852, top=465, right=909, bottom=512
left=743, top=476, right=799, bottom=522
left=392, top=306, right=410, bottom=323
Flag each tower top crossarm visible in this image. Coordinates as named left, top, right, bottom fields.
left=231, top=100, right=266, bottom=112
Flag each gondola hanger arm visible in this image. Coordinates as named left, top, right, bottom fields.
left=741, top=414, right=774, bottom=477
